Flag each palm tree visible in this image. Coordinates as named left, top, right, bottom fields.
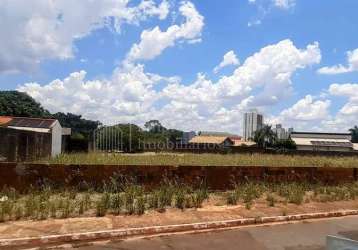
left=253, top=125, right=277, bottom=148
left=349, top=126, right=358, bottom=143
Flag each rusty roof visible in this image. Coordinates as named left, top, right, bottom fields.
left=0, top=116, right=56, bottom=129
left=0, top=116, right=13, bottom=126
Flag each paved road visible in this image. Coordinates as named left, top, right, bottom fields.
left=73, top=216, right=358, bottom=250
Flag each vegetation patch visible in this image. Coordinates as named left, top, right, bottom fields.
left=41, top=152, right=358, bottom=168
left=0, top=179, right=358, bottom=223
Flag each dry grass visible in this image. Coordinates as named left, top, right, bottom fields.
left=40, top=152, right=358, bottom=168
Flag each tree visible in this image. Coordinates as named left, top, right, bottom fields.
left=0, top=91, right=51, bottom=118
left=253, top=125, right=277, bottom=148
left=349, top=126, right=358, bottom=143
left=53, top=112, right=101, bottom=139
left=274, top=137, right=297, bottom=151
left=144, top=120, right=166, bottom=133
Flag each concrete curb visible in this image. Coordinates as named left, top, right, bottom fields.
left=1, top=210, right=358, bottom=249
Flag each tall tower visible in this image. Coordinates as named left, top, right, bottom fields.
left=243, top=109, right=263, bottom=141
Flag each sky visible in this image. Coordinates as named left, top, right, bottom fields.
left=0, top=0, right=358, bottom=134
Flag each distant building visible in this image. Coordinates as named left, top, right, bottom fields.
left=291, top=132, right=357, bottom=152
left=199, top=131, right=237, bottom=137
left=272, top=124, right=293, bottom=140
left=182, top=131, right=196, bottom=144
left=189, top=135, right=234, bottom=148
left=0, top=116, right=70, bottom=161
left=243, top=110, right=263, bottom=141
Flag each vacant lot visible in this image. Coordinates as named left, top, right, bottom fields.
left=42, top=152, right=358, bottom=168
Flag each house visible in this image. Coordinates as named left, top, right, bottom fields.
left=228, top=136, right=243, bottom=146
left=189, top=135, right=234, bottom=148
left=0, top=116, right=69, bottom=161
left=291, top=132, right=357, bottom=152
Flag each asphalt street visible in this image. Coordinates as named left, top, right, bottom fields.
left=73, top=216, right=358, bottom=250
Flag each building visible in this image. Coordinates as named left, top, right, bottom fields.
left=198, top=131, right=237, bottom=137
left=189, top=135, right=234, bottom=148
left=0, top=116, right=68, bottom=161
left=228, top=135, right=242, bottom=146
left=291, top=132, right=356, bottom=152
left=272, top=124, right=293, bottom=140
left=243, top=110, right=263, bottom=141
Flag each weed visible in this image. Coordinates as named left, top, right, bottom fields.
left=49, top=201, right=57, bottom=218
left=174, top=189, right=186, bottom=210
left=135, top=196, right=146, bottom=215
left=266, top=194, right=276, bottom=207
left=147, top=192, right=159, bottom=209
left=95, top=199, right=107, bottom=217
left=78, top=199, right=84, bottom=215
left=282, top=208, right=287, bottom=216
left=227, top=188, right=241, bottom=205
left=245, top=201, right=253, bottom=210
left=0, top=206, right=4, bottom=222
left=110, top=193, right=123, bottom=215
left=61, top=198, right=71, bottom=219
left=83, top=193, right=91, bottom=211
left=192, top=188, right=208, bottom=208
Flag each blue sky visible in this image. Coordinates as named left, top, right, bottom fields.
left=1, top=0, right=358, bottom=134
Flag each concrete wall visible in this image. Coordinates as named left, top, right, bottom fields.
left=0, top=162, right=356, bottom=192
left=51, top=121, right=62, bottom=157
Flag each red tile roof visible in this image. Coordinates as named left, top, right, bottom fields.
left=0, top=116, right=56, bottom=129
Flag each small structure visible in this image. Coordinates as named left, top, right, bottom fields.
left=189, top=135, right=234, bottom=149
left=0, top=116, right=67, bottom=161
left=291, top=132, right=356, bottom=152
left=228, top=136, right=242, bottom=145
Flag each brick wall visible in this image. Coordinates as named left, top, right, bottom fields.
left=0, top=163, right=356, bottom=192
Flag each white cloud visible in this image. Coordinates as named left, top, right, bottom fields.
left=273, top=0, right=296, bottom=9
left=329, top=83, right=358, bottom=116
left=0, top=0, right=169, bottom=73
left=213, top=50, right=240, bottom=73
left=317, top=48, right=358, bottom=74
left=279, top=95, right=331, bottom=121
left=18, top=39, right=322, bottom=133
left=125, top=1, right=204, bottom=63
left=247, top=0, right=295, bottom=27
